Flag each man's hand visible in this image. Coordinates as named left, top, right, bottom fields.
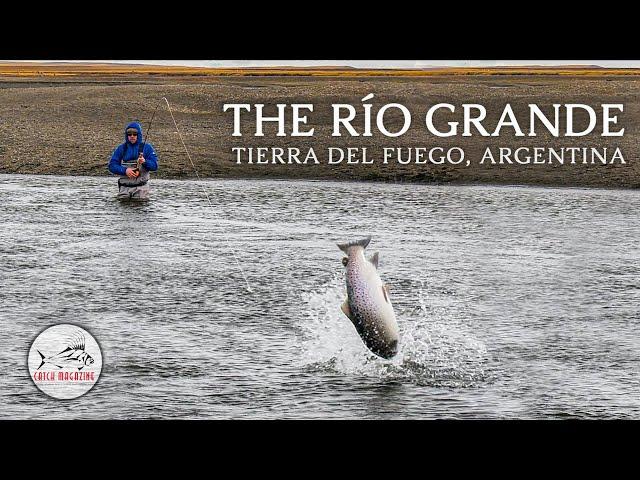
left=126, top=168, right=139, bottom=179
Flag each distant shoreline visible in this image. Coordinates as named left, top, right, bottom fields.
left=2, top=63, right=640, bottom=77
left=0, top=73, right=638, bottom=189
left=4, top=171, right=639, bottom=192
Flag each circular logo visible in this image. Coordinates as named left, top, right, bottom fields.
left=28, top=324, right=102, bottom=400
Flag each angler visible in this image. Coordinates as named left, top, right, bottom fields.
left=108, top=121, right=159, bottom=200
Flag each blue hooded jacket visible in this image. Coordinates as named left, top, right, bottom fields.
left=108, top=121, right=159, bottom=176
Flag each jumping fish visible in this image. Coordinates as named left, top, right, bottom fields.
left=338, top=236, right=399, bottom=359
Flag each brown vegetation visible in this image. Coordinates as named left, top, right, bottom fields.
left=0, top=70, right=639, bottom=188
left=2, top=62, right=640, bottom=77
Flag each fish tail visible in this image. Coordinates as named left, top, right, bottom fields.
left=37, top=350, right=46, bottom=370
left=337, top=236, right=372, bottom=253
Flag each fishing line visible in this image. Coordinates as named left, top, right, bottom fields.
left=147, top=96, right=253, bottom=293
left=141, top=99, right=162, bottom=153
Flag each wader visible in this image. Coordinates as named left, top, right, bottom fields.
left=117, top=162, right=151, bottom=200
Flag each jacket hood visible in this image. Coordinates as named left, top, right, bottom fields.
left=125, top=121, right=143, bottom=145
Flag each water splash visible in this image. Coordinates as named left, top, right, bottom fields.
left=298, top=277, right=495, bottom=387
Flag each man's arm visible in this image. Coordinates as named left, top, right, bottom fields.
left=108, top=145, right=127, bottom=176
left=140, top=144, right=159, bottom=171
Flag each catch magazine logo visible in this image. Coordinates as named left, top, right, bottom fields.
left=28, top=324, right=102, bottom=399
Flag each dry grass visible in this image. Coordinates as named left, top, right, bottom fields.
left=1, top=63, right=640, bottom=77
left=1, top=73, right=639, bottom=188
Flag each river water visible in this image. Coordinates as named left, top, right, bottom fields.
left=1, top=174, right=638, bottom=418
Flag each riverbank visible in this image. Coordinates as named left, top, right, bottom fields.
left=1, top=68, right=639, bottom=188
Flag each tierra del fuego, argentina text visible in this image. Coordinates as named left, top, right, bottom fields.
left=223, top=101, right=626, bottom=165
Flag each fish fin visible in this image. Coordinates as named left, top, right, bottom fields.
left=78, top=366, right=84, bottom=371
left=341, top=299, right=354, bottom=321
left=68, top=332, right=86, bottom=351
left=382, top=284, right=391, bottom=304
left=369, top=252, right=379, bottom=269
left=337, top=236, right=372, bottom=253
left=37, top=350, right=46, bottom=370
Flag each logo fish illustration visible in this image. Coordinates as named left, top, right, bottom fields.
left=36, top=331, right=95, bottom=371
left=338, top=236, right=400, bottom=359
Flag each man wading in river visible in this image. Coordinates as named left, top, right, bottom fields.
left=108, top=121, right=159, bottom=200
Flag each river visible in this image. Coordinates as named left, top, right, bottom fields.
left=1, top=174, right=638, bottom=418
